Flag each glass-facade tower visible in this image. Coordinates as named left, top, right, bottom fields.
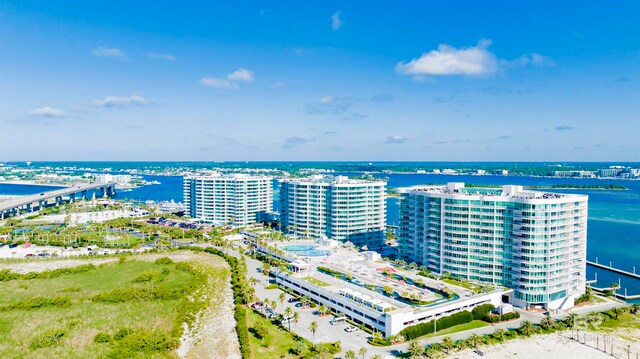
left=183, top=174, right=272, bottom=227
left=398, top=182, right=588, bottom=309
left=280, top=175, right=387, bottom=249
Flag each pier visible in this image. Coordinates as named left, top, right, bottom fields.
left=0, top=182, right=117, bottom=219
left=587, top=260, right=639, bottom=280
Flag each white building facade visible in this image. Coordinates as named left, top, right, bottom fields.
left=183, top=174, right=273, bottom=227
left=398, top=182, right=588, bottom=310
left=280, top=175, right=386, bottom=248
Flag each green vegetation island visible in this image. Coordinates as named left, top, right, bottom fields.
left=529, top=184, right=628, bottom=190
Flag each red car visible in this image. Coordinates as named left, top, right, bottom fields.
left=25, top=254, right=35, bottom=257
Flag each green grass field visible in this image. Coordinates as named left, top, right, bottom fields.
left=0, top=253, right=228, bottom=358
left=415, top=320, right=490, bottom=340
left=247, top=309, right=302, bottom=359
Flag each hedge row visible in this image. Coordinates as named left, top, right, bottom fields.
left=484, top=311, right=520, bottom=323
left=317, top=266, right=343, bottom=277
left=472, top=303, right=495, bottom=320
left=400, top=310, right=474, bottom=340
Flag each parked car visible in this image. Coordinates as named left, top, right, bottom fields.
left=288, top=298, right=300, bottom=303
left=25, top=253, right=35, bottom=257
left=251, top=301, right=263, bottom=308
left=344, top=326, right=359, bottom=333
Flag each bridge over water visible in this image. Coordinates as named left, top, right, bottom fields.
left=0, top=182, right=117, bottom=219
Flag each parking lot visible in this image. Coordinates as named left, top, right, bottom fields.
left=240, top=249, right=393, bottom=358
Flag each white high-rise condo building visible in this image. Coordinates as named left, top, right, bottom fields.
left=280, top=175, right=386, bottom=248
left=183, top=174, right=273, bottom=227
left=398, top=182, right=588, bottom=310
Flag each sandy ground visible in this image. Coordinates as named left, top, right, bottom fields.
left=23, top=210, right=140, bottom=225
left=0, top=256, right=118, bottom=273
left=170, top=251, right=242, bottom=359
left=451, top=333, right=614, bottom=359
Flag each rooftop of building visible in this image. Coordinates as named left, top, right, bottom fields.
left=400, top=182, right=587, bottom=200
left=281, top=175, right=386, bottom=185
left=184, top=172, right=272, bottom=180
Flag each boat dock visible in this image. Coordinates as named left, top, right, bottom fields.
left=587, top=260, right=640, bottom=280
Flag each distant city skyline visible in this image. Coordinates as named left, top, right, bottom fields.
left=1, top=1, right=639, bottom=161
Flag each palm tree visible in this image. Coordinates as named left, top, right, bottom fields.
left=292, top=312, right=299, bottom=327
left=468, top=333, right=481, bottom=348
left=565, top=313, right=578, bottom=330
left=441, top=336, right=455, bottom=353
left=518, top=320, right=536, bottom=337
left=358, top=347, right=367, bottom=359
left=493, top=328, right=507, bottom=342
left=408, top=340, right=424, bottom=358
left=278, top=292, right=286, bottom=308
left=344, top=350, right=356, bottom=359
left=372, top=331, right=382, bottom=343
left=611, top=307, right=622, bottom=320
left=309, top=321, right=318, bottom=343
left=284, top=307, right=293, bottom=331
left=372, top=355, right=383, bottom=359
left=611, top=282, right=620, bottom=296
left=540, top=314, right=556, bottom=331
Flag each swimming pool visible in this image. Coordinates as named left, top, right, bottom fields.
left=283, top=244, right=331, bottom=257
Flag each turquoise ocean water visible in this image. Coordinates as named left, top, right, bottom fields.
left=2, top=162, right=638, bottom=299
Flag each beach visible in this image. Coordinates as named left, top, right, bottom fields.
left=452, top=334, right=614, bottom=359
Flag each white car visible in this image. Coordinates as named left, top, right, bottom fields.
left=344, top=326, right=359, bottom=332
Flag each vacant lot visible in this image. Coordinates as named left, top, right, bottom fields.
left=0, top=250, right=239, bottom=358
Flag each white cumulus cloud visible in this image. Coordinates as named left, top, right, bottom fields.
left=90, top=47, right=127, bottom=60
left=227, top=68, right=254, bottom=82
left=201, top=68, right=255, bottom=90
left=397, top=39, right=554, bottom=78
left=397, top=39, right=497, bottom=77
left=28, top=106, right=66, bottom=118
left=331, top=12, right=343, bottom=30
left=94, top=95, right=150, bottom=108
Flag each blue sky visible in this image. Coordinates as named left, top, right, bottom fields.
left=1, top=1, right=638, bottom=161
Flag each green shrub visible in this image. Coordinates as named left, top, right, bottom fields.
left=485, top=311, right=520, bottom=322
left=106, top=329, right=179, bottom=358
left=30, top=329, right=65, bottom=349
left=473, top=303, right=495, bottom=321
left=155, top=257, right=173, bottom=265
left=94, top=332, right=112, bottom=343
left=132, top=270, right=167, bottom=283
left=113, top=328, right=134, bottom=341
left=265, top=283, right=279, bottom=290
left=0, top=296, right=71, bottom=312
left=575, top=293, right=592, bottom=305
